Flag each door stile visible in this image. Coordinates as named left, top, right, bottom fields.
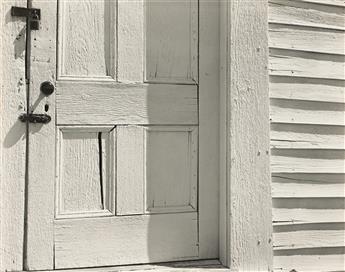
left=198, top=0, right=220, bottom=258
left=25, top=0, right=57, bottom=270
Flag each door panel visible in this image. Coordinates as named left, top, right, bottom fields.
left=117, top=126, right=197, bottom=216
left=56, top=127, right=115, bottom=219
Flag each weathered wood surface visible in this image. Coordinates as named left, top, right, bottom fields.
left=270, top=99, right=345, bottom=126
left=269, top=0, right=345, bottom=30
left=198, top=0, right=220, bottom=259
left=57, top=83, right=198, bottom=125
left=272, top=182, right=345, bottom=198
left=274, top=254, right=345, bottom=272
left=295, top=0, right=345, bottom=7
left=0, top=0, right=27, bottom=270
left=24, top=0, right=57, bottom=269
left=270, top=77, right=345, bottom=103
left=227, top=0, right=272, bottom=270
left=271, top=124, right=345, bottom=149
left=269, top=49, right=345, bottom=80
left=269, top=0, right=345, bottom=270
left=274, top=227, right=345, bottom=250
left=54, top=213, right=199, bottom=268
left=31, top=260, right=230, bottom=272
left=269, top=24, right=345, bottom=55
left=273, top=208, right=345, bottom=225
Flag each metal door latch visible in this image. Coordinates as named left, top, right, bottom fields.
left=19, top=113, right=51, bottom=124
left=11, top=6, right=41, bottom=30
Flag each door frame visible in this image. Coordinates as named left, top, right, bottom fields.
left=0, top=0, right=272, bottom=271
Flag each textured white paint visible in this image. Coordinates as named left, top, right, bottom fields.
left=269, top=0, right=345, bottom=30
left=116, top=126, right=145, bottom=215
left=56, top=127, right=115, bottom=218
left=30, top=260, right=229, bottom=272
left=145, top=0, right=198, bottom=83
left=269, top=0, right=345, bottom=270
left=57, top=82, right=198, bottom=125
left=54, top=213, right=199, bottom=268
left=0, top=0, right=26, bottom=270
left=58, top=0, right=116, bottom=79
left=225, top=0, right=272, bottom=270
left=269, top=24, right=345, bottom=55
left=145, top=126, right=198, bottom=213
left=24, top=0, right=57, bottom=269
left=274, top=255, right=345, bottom=272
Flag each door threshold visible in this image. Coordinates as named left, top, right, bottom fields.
left=23, top=260, right=230, bottom=272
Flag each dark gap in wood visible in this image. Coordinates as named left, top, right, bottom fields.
left=98, top=132, right=104, bottom=210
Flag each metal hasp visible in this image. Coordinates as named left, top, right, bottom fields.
left=11, top=6, right=41, bottom=30
left=19, top=113, right=51, bottom=124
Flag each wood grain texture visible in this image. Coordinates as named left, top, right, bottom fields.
left=271, top=151, right=345, bottom=173
left=273, top=208, right=345, bottom=225
left=269, top=49, right=345, bottom=80
left=227, top=0, right=272, bottom=270
left=24, top=0, right=57, bottom=269
left=30, top=260, right=229, bottom=272
left=269, top=1, right=345, bottom=270
left=145, top=0, right=198, bottom=83
left=54, top=213, right=199, bottom=269
left=118, top=0, right=144, bottom=82
left=274, top=227, right=345, bottom=250
left=199, top=0, right=220, bottom=259
left=272, top=182, right=345, bottom=198
left=295, top=0, right=345, bottom=7
left=116, top=126, right=145, bottom=215
left=56, top=127, right=115, bottom=218
left=269, top=77, right=345, bottom=103
left=58, top=0, right=116, bottom=79
left=145, top=126, right=198, bottom=213
left=274, top=254, right=345, bottom=272
left=269, top=24, right=345, bottom=55
left=269, top=0, right=345, bottom=30
left=0, top=0, right=27, bottom=270
left=270, top=99, right=345, bottom=126
left=270, top=124, right=345, bottom=149
left=57, top=82, right=198, bottom=125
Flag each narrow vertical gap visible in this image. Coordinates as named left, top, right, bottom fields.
left=23, top=0, right=32, bottom=270
left=98, top=132, right=105, bottom=210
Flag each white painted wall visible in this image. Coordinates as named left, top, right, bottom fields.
left=268, top=0, right=345, bottom=271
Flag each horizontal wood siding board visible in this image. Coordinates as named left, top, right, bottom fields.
left=295, top=0, right=345, bottom=7
left=57, top=83, right=198, bottom=125
left=274, top=254, right=345, bottom=272
left=269, top=49, right=345, bottom=80
left=270, top=98, right=345, bottom=126
left=273, top=226, right=345, bottom=250
left=269, top=0, right=345, bottom=30
left=271, top=173, right=345, bottom=185
left=269, top=23, right=345, bottom=55
left=273, top=208, right=345, bottom=225
left=269, top=1, right=345, bottom=269
left=272, top=182, right=345, bottom=198
left=270, top=76, right=345, bottom=103
left=271, top=149, right=345, bottom=173
left=271, top=123, right=345, bottom=149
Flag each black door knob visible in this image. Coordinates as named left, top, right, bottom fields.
left=40, top=81, right=55, bottom=96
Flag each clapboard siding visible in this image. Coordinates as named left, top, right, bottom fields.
left=269, top=0, right=345, bottom=271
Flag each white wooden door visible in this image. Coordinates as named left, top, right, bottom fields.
left=25, top=0, right=219, bottom=270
